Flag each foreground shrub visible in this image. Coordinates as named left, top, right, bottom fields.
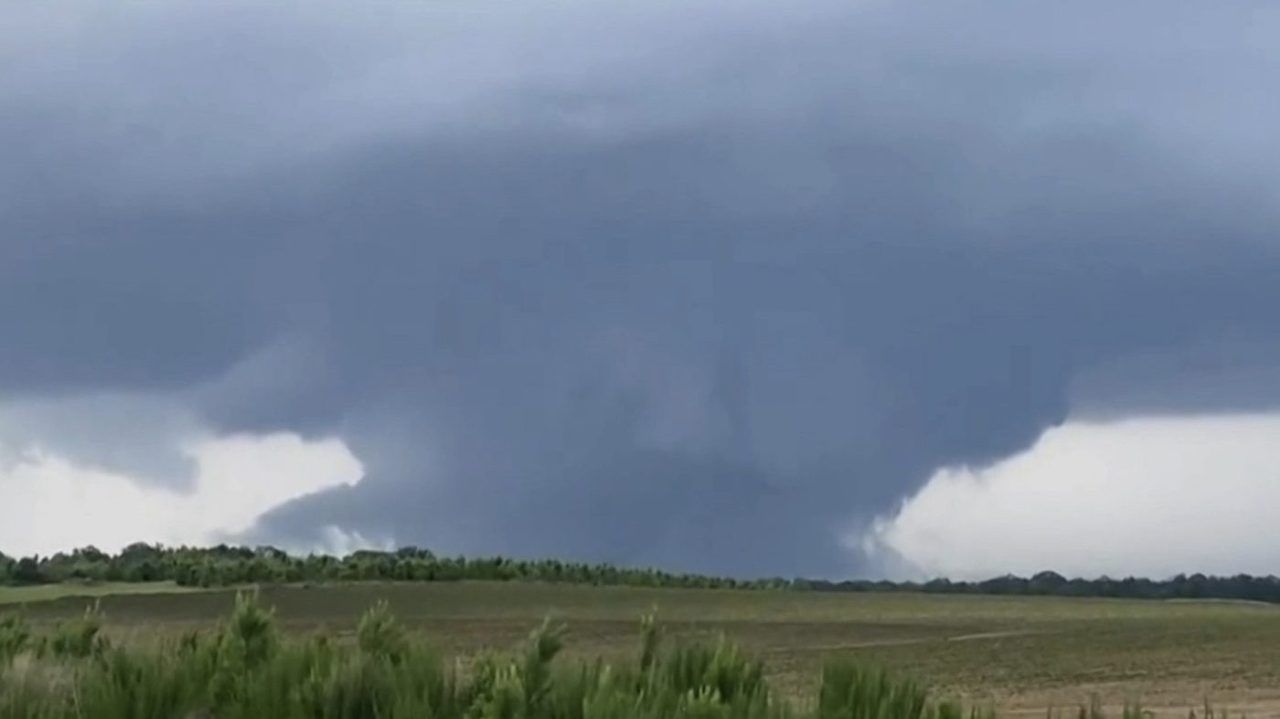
left=356, top=599, right=407, bottom=661
left=819, top=661, right=930, bottom=719
left=49, top=601, right=108, bottom=659
left=0, top=614, right=29, bottom=665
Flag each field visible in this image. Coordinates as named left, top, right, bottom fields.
left=0, top=581, right=196, bottom=605
left=9, top=581, right=1280, bottom=716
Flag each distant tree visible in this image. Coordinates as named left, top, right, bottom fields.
left=1028, top=571, right=1066, bottom=594
left=13, top=557, right=44, bottom=584
left=74, top=546, right=108, bottom=563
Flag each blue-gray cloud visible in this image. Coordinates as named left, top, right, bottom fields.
left=4, top=0, right=1280, bottom=576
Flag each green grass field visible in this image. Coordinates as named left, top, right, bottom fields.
left=9, top=582, right=1280, bottom=716
left=0, top=581, right=197, bottom=606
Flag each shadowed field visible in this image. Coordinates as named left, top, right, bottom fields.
left=9, top=581, right=1280, bottom=715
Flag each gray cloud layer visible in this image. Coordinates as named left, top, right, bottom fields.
left=4, top=1, right=1280, bottom=575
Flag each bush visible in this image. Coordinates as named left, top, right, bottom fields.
left=356, top=600, right=407, bottom=661
left=226, top=591, right=278, bottom=664
left=48, top=602, right=108, bottom=659
left=0, top=614, right=30, bottom=664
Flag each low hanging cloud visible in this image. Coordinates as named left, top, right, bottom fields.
left=0, top=432, right=363, bottom=558
left=865, top=413, right=1280, bottom=580
left=4, top=1, right=1280, bottom=575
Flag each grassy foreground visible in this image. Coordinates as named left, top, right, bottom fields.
left=9, top=582, right=1280, bottom=715
left=0, top=593, right=975, bottom=719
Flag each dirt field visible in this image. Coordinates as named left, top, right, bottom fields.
left=7, top=581, right=1280, bottom=716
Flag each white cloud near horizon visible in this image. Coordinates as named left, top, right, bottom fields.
left=0, top=433, right=364, bottom=558
left=864, top=413, right=1280, bottom=580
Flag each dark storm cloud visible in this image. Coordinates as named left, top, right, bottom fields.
left=4, top=1, right=1280, bottom=575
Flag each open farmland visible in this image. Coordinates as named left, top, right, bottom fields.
left=9, top=581, right=1280, bottom=715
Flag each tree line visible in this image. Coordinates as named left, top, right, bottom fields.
left=5, top=544, right=1280, bottom=603
left=796, top=571, right=1280, bottom=602
left=0, top=543, right=789, bottom=590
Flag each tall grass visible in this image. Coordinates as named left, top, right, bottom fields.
left=0, top=595, right=1190, bottom=719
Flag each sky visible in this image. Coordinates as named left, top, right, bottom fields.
left=3, top=0, right=1280, bottom=579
